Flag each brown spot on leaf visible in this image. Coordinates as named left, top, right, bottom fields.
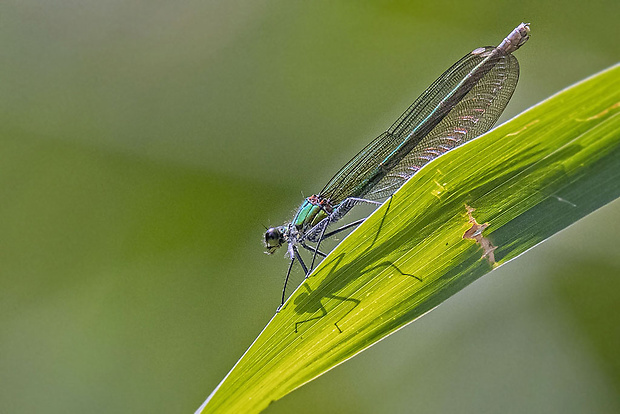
left=463, top=205, right=496, bottom=265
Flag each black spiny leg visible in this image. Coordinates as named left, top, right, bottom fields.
left=308, top=207, right=330, bottom=275
left=320, top=218, right=365, bottom=241
left=277, top=256, right=296, bottom=312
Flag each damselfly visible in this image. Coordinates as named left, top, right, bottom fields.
left=265, top=23, right=530, bottom=309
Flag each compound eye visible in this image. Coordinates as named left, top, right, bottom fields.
left=264, top=227, right=283, bottom=253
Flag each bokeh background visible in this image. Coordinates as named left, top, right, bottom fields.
left=2, top=1, right=619, bottom=413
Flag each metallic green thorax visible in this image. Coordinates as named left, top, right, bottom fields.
left=293, top=198, right=330, bottom=230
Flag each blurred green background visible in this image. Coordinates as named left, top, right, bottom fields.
left=1, top=1, right=619, bottom=413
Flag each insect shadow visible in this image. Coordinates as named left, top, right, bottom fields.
left=289, top=197, right=422, bottom=334
left=293, top=260, right=420, bottom=333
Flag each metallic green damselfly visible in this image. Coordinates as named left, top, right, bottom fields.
left=265, top=23, right=530, bottom=310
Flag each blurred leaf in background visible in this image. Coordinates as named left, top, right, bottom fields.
left=1, top=1, right=619, bottom=413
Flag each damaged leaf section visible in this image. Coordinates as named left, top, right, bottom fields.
left=463, top=205, right=496, bottom=265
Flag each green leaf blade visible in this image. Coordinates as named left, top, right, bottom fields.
left=198, top=64, right=620, bottom=414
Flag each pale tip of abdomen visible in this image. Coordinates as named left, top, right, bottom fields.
left=497, top=22, right=530, bottom=55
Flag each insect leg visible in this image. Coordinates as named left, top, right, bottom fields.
left=299, top=241, right=328, bottom=257
left=278, top=256, right=296, bottom=312
left=320, top=218, right=365, bottom=240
